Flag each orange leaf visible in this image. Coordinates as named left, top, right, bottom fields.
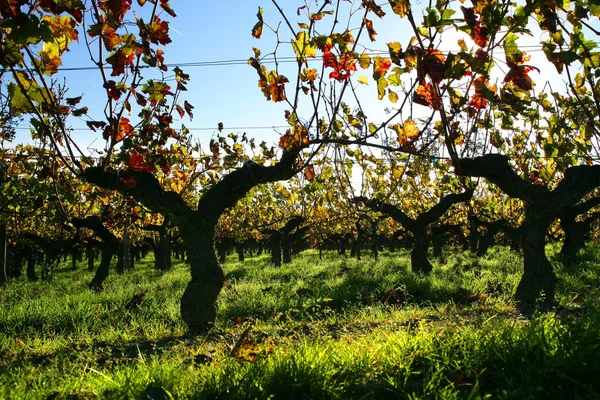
left=365, top=18, right=376, bottom=41
left=128, top=152, right=153, bottom=173
left=252, top=7, right=264, bottom=38
left=279, top=123, right=309, bottom=151
left=304, top=165, right=315, bottom=181
left=413, top=84, right=441, bottom=109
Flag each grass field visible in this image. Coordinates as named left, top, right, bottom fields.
left=1, top=245, right=599, bottom=399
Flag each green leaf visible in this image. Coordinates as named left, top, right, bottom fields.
left=0, top=41, right=24, bottom=66
left=387, top=67, right=402, bottom=86
left=7, top=82, right=32, bottom=115
left=8, top=74, right=52, bottom=115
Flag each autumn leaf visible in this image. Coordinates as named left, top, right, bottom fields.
left=391, top=119, right=420, bottom=146
left=468, top=76, right=497, bottom=111
left=292, top=31, right=316, bottom=62
left=304, top=165, right=315, bottom=181
left=323, top=51, right=357, bottom=82
left=43, top=15, right=79, bottom=42
left=144, top=16, right=171, bottom=45
left=99, top=0, right=132, bottom=23
left=413, top=83, right=441, bottom=109
left=358, top=52, right=371, bottom=69
left=184, top=100, right=194, bottom=119
left=388, top=42, right=403, bottom=65
left=418, top=49, right=445, bottom=84
left=251, top=7, right=264, bottom=38
left=310, top=10, right=334, bottom=21
left=38, top=0, right=84, bottom=24
left=363, top=0, right=386, bottom=17
left=365, top=18, right=376, bottom=41
left=389, top=0, right=410, bottom=17
left=106, top=45, right=139, bottom=76
left=373, top=56, right=392, bottom=80
left=175, top=104, right=185, bottom=118
left=230, top=327, right=265, bottom=363
left=357, top=75, right=369, bottom=85
left=159, top=0, right=176, bottom=17
left=504, top=63, right=538, bottom=91
left=115, top=117, right=134, bottom=141
left=71, top=106, right=88, bottom=117
left=102, top=27, right=122, bottom=51
left=86, top=121, right=107, bottom=131
left=66, top=96, right=83, bottom=106
left=130, top=87, right=147, bottom=106
left=142, top=80, right=173, bottom=105
left=128, top=152, right=153, bottom=173
left=279, top=123, right=309, bottom=151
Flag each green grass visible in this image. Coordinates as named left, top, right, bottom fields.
left=1, top=246, right=599, bottom=399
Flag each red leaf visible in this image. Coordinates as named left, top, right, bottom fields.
left=323, top=51, right=357, bottom=82
left=304, top=165, right=315, bottom=181
left=102, top=27, right=122, bottom=50
left=418, top=49, right=445, bottom=84
left=38, top=0, right=83, bottom=24
left=175, top=104, right=185, bottom=118
left=104, top=80, right=124, bottom=100
left=106, top=48, right=137, bottom=76
left=128, top=152, right=153, bottom=173
left=145, top=16, right=171, bottom=45
left=99, top=0, right=132, bottom=23
left=184, top=100, right=194, bottom=119
left=159, top=0, right=176, bottom=17
left=472, top=25, right=488, bottom=47
left=504, top=64, right=538, bottom=91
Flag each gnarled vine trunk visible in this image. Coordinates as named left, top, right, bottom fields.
left=72, top=216, right=120, bottom=291
left=178, top=216, right=224, bottom=334
left=559, top=198, right=600, bottom=265
left=411, top=224, right=432, bottom=273
left=0, top=223, right=6, bottom=286
left=456, top=154, right=600, bottom=314
left=83, top=149, right=301, bottom=334
left=354, top=190, right=472, bottom=274
left=516, top=207, right=556, bottom=312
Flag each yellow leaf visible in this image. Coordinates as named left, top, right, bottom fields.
left=358, top=75, right=369, bottom=85
left=230, top=327, right=273, bottom=363
left=292, top=31, right=316, bottom=62
left=358, top=52, right=371, bottom=69
left=388, top=89, right=398, bottom=103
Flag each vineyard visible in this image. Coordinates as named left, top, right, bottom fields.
left=1, top=0, right=600, bottom=397
left=1, top=248, right=599, bottom=398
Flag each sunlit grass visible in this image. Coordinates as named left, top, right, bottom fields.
left=1, top=246, right=599, bottom=399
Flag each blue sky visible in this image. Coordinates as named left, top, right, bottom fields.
left=13, top=1, right=318, bottom=149
left=11, top=1, right=592, bottom=154
left=12, top=1, right=417, bottom=151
